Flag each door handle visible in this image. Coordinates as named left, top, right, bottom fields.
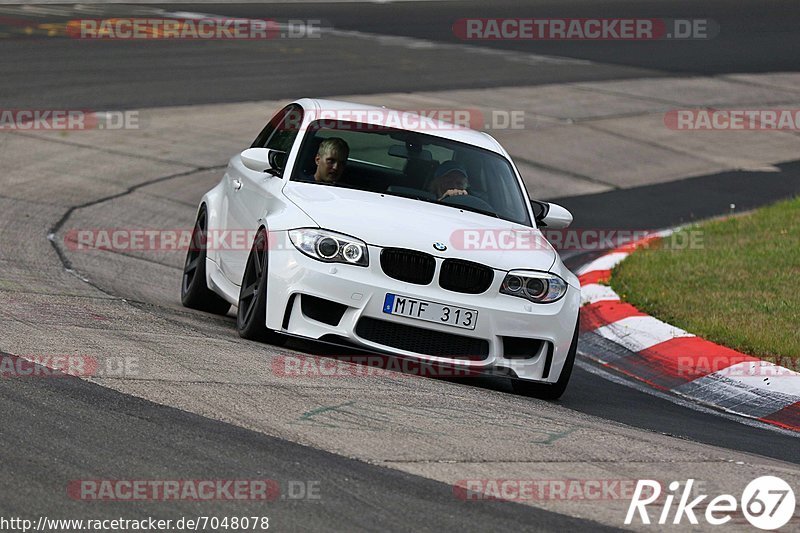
left=232, top=178, right=243, bottom=191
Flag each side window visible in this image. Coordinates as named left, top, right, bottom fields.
left=250, top=112, right=277, bottom=148
left=250, top=104, right=304, bottom=152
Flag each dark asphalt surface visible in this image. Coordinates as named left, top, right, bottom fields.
left=563, top=359, right=800, bottom=464
left=1, top=1, right=799, bottom=530
left=555, top=160, right=800, bottom=231
left=3, top=0, right=800, bottom=108
left=0, top=352, right=617, bottom=531
left=298, top=340, right=800, bottom=465
left=192, top=0, right=800, bottom=74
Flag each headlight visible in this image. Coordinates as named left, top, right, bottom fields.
left=288, top=229, right=369, bottom=267
left=500, top=271, right=567, bottom=303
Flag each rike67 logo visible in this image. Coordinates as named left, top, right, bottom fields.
left=626, top=476, right=796, bottom=530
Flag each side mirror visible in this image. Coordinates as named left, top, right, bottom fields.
left=531, top=200, right=573, bottom=229
left=240, top=148, right=287, bottom=176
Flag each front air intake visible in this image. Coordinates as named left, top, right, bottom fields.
left=439, top=258, right=494, bottom=294
left=380, top=248, right=436, bottom=285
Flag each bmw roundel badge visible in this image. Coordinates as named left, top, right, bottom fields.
left=433, top=242, right=447, bottom=251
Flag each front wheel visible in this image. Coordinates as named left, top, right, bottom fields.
left=181, top=206, right=231, bottom=315
left=236, top=228, right=286, bottom=345
left=512, top=315, right=579, bottom=400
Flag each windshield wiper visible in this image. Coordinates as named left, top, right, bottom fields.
left=384, top=190, right=434, bottom=201
left=444, top=202, right=499, bottom=218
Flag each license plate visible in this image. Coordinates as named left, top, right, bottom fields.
left=382, top=293, right=478, bottom=330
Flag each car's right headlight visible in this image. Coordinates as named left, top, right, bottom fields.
left=288, top=228, right=369, bottom=267
left=500, top=271, right=567, bottom=303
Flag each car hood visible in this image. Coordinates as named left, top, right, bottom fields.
left=283, top=183, right=556, bottom=272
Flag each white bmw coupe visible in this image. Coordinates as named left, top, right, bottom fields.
left=181, top=99, right=580, bottom=399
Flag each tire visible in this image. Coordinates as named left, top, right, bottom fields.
left=181, top=206, right=231, bottom=315
left=236, top=228, right=286, bottom=345
left=512, top=314, right=579, bottom=400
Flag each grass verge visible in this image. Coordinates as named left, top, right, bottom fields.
left=611, top=196, right=800, bottom=362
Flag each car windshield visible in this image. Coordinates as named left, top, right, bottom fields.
left=291, top=120, right=532, bottom=226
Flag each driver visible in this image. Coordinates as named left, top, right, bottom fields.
left=429, top=160, right=469, bottom=201
left=311, top=137, right=349, bottom=184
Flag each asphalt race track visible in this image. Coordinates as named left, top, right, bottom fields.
left=1, top=350, right=617, bottom=531
left=3, top=0, right=800, bottom=109
left=1, top=1, right=799, bottom=531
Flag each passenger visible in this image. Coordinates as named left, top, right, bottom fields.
left=430, top=160, right=469, bottom=201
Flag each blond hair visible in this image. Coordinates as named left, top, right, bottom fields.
left=317, top=137, right=350, bottom=159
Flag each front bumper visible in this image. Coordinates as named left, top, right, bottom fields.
left=265, top=231, right=580, bottom=382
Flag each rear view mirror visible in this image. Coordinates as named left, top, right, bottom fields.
left=388, top=145, right=432, bottom=160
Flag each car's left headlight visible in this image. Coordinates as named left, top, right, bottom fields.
left=288, top=228, right=369, bottom=267
left=500, top=271, right=567, bottom=303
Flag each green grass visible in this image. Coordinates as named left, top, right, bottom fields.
left=611, top=196, right=800, bottom=362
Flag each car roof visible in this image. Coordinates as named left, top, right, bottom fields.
left=295, top=98, right=507, bottom=155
